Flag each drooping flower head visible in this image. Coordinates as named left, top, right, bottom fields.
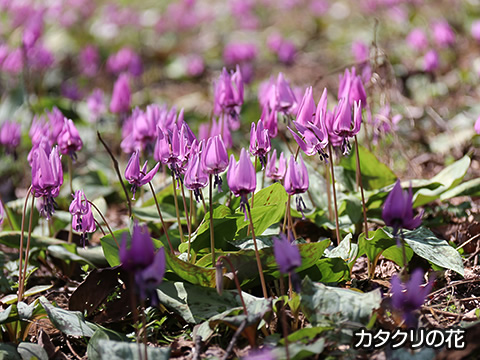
left=125, top=150, right=160, bottom=200
left=266, top=149, right=286, bottom=182
left=110, top=74, right=131, bottom=114
left=202, top=135, right=229, bottom=192
left=227, top=148, right=256, bottom=220
left=213, top=66, right=244, bottom=130
left=79, top=45, right=100, bottom=77
left=0, top=120, right=21, bottom=155
left=274, top=72, right=297, bottom=116
left=295, top=86, right=315, bottom=126
left=69, top=190, right=96, bottom=247
left=431, top=20, right=456, bottom=48
left=154, top=125, right=187, bottom=181
left=273, top=233, right=302, bottom=292
left=249, top=119, right=271, bottom=168
left=284, top=154, right=309, bottom=218
left=87, top=89, right=106, bottom=123
left=382, top=180, right=422, bottom=237
left=390, top=269, right=433, bottom=328
left=57, top=118, right=83, bottom=160
left=31, top=145, right=63, bottom=219
left=338, top=67, right=367, bottom=108
left=184, top=142, right=209, bottom=202
left=332, top=99, right=362, bottom=155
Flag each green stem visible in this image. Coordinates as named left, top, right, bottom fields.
left=247, top=204, right=268, bottom=299
left=68, top=156, right=73, bottom=244
left=88, top=200, right=119, bottom=249
left=324, top=162, right=333, bottom=221
left=171, top=173, right=184, bottom=243
left=148, top=182, right=174, bottom=253
left=354, top=135, right=369, bottom=239
left=216, top=255, right=248, bottom=315
left=19, top=192, right=35, bottom=302
left=209, top=174, right=215, bottom=266
left=328, top=145, right=341, bottom=245
left=188, top=191, right=194, bottom=262
left=180, top=181, right=191, bottom=242
left=17, top=186, right=32, bottom=303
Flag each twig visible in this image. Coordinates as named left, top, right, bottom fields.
left=192, top=335, right=202, bottom=360
left=456, top=233, right=480, bottom=250
left=221, top=319, right=247, bottom=360
left=65, top=338, right=83, bottom=360
left=97, top=131, right=132, bottom=217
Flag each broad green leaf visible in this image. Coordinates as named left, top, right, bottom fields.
left=17, top=342, right=48, bottom=360
left=311, top=258, right=350, bottom=283
left=132, top=203, right=182, bottom=224
left=39, top=297, right=96, bottom=337
left=87, top=328, right=128, bottom=360
left=164, top=250, right=216, bottom=287
left=0, top=305, right=12, bottom=323
left=0, top=344, right=20, bottom=360
left=300, top=277, right=381, bottom=325
left=0, top=285, right=53, bottom=305
left=339, top=145, right=397, bottom=191
left=412, top=155, right=470, bottom=207
left=273, top=338, right=326, bottom=360
left=402, top=227, right=464, bottom=276
left=439, top=178, right=480, bottom=200
left=17, top=302, right=34, bottom=321
left=100, top=228, right=130, bottom=267
left=47, top=245, right=95, bottom=267
left=0, top=231, right=64, bottom=249
left=96, top=341, right=170, bottom=360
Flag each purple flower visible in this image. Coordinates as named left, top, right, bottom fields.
left=472, top=21, right=480, bottom=43
left=267, top=34, right=297, bottom=65
left=288, top=119, right=329, bottom=161
left=284, top=154, right=309, bottom=218
left=106, top=47, right=143, bottom=77
left=69, top=190, right=96, bottom=247
left=22, top=12, right=43, bottom=49
left=184, top=146, right=208, bottom=202
left=110, top=74, right=131, bottom=114
left=406, top=28, right=428, bottom=52
left=391, top=269, right=432, bottom=327
left=352, top=40, right=369, bottom=63
left=423, top=50, right=439, bottom=72
left=131, top=107, right=157, bottom=153
left=57, top=119, right=83, bottom=160
left=0, top=120, right=21, bottom=154
left=61, top=82, right=83, bottom=101
left=87, top=89, right=106, bottom=122
left=120, top=223, right=166, bottom=306
left=249, top=120, right=271, bottom=168
left=202, top=135, right=229, bottom=192
left=0, top=199, right=4, bottom=227
left=125, top=150, right=160, bottom=200
left=261, top=105, right=278, bottom=139
left=295, top=87, right=315, bottom=126
left=333, top=99, right=362, bottom=155
left=266, top=149, right=286, bottom=182
left=79, top=45, right=99, bottom=77
left=273, top=233, right=301, bottom=292
left=213, top=66, right=244, bottom=130
left=186, top=55, right=204, bottom=77
left=382, top=180, right=422, bottom=236
left=475, top=115, right=480, bottom=135
left=338, top=67, right=367, bottom=108
left=244, top=347, right=277, bottom=360
left=154, top=126, right=187, bottom=180
left=274, top=73, right=297, bottom=115
left=223, top=42, right=257, bottom=66
left=431, top=20, right=455, bottom=48
left=31, top=146, right=63, bottom=219
left=2, top=48, right=23, bottom=75
left=227, top=148, right=256, bottom=219
left=46, top=107, right=65, bottom=141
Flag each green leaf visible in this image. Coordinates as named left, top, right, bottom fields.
left=401, top=227, right=464, bottom=276
left=47, top=245, right=95, bottom=267
left=39, top=296, right=96, bottom=337
left=100, top=228, right=130, bottom=267
left=0, top=231, right=65, bottom=249
left=17, top=342, right=48, bottom=360
left=132, top=203, right=182, bottom=224
left=273, top=338, right=326, bottom=360
left=412, top=155, right=470, bottom=207
left=17, top=302, right=34, bottom=321
left=0, top=344, right=21, bottom=360
left=339, top=145, right=397, bottom=191
left=87, top=328, right=128, bottom=360
left=0, top=305, right=13, bottom=323
left=95, top=341, right=170, bottom=360
left=0, top=285, right=53, bottom=305
left=311, top=258, right=350, bottom=283
left=300, top=277, right=381, bottom=325
left=164, top=250, right=216, bottom=287
left=439, top=178, right=480, bottom=200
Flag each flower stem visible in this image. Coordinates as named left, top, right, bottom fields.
left=148, top=182, right=174, bottom=254
left=324, top=162, right=333, bottom=221
left=188, top=191, right=194, bottom=262
left=328, top=144, right=341, bottom=245
left=217, top=256, right=248, bottom=315
left=247, top=204, right=268, bottom=299
left=67, top=156, right=73, bottom=244
left=0, top=194, right=14, bottom=230
left=209, top=174, right=215, bottom=266
left=88, top=200, right=119, bottom=249
left=180, top=181, right=191, bottom=242
left=17, top=186, right=32, bottom=303
left=354, top=135, right=369, bottom=239
left=97, top=131, right=132, bottom=217
left=171, top=173, right=184, bottom=243
left=20, top=193, right=35, bottom=302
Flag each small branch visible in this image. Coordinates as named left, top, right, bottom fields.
left=217, top=255, right=248, bottom=316
left=221, top=319, right=247, bottom=360
left=97, top=131, right=132, bottom=217
left=88, top=200, right=119, bottom=249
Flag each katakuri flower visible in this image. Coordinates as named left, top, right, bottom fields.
left=284, top=154, right=309, bottom=218
left=273, top=233, right=302, bottom=292
left=184, top=144, right=209, bottom=202
left=57, top=119, right=83, bottom=160
left=249, top=119, right=271, bottom=168
left=202, top=135, right=229, bottom=192
left=31, top=145, right=63, bottom=219
left=213, top=66, right=244, bottom=130
left=382, top=180, right=422, bottom=237
left=125, top=150, right=160, bottom=200
left=406, top=28, right=429, bottom=52
left=431, top=20, right=456, bottom=48
left=0, top=120, right=21, bottom=155
left=227, top=148, right=256, bottom=220
left=424, top=50, right=439, bottom=72
left=295, top=87, right=315, bottom=126
left=333, top=99, right=362, bottom=155
left=266, top=149, right=286, bottom=182
left=391, top=269, right=433, bottom=327
left=69, top=190, right=96, bottom=247
left=110, top=74, right=131, bottom=114
left=119, top=222, right=166, bottom=306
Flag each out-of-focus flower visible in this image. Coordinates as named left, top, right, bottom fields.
left=372, top=105, right=402, bottom=143
left=0, top=199, right=4, bottom=227
left=31, top=145, right=63, bottom=219
left=26, top=44, right=54, bottom=71
left=352, top=40, right=369, bottom=63
left=431, top=20, right=455, bottom=48
left=125, top=150, right=160, bottom=200
left=22, top=11, right=43, bottom=49
left=0, top=120, right=21, bottom=154
left=202, top=135, right=229, bottom=192
left=406, top=28, right=428, bottom=52
left=261, top=105, right=278, bottom=139
left=46, top=107, right=65, bottom=141
left=213, top=66, right=244, bottom=130
left=244, top=347, right=276, bottom=360
left=382, top=180, right=422, bottom=236
left=267, top=33, right=297, bottom=65
left=273, top=233, right=301, bottom=292
left=61, top=82, right=83, bottom=101
left=107, top=47, right=143, bottom=77
left=131, top=107, right=157, bottom=153
left=79, top=45, right=99, bottom=77
left=87, top=89, right=106, bottom=122
left=266, top=149, right=286, bottom=182
left=2, top=48, right=23, bottom=74
left=391, top=269, right=432, bottom=327
left=186, top=55, right=205, bottom=77
left=274, top=72, right=297, bottom=115
left=57, top=119, right=83, bottom=160
left=227, top=148, right=256, bottom=219
left=333, top=99, right=362, bottom=154
left=69, top=190, right=96, bottom=247
left=423, top=50, right=439, bottom=72
left=475, top=115, right=480, bottom=135
left=249, top=120, right=271, bottom=168
left=472, top=21, right=480, bottom=43
left=110, top=74, right=131, bottom=114
left=223, top=42, right=257, bottom=65
left=119, top=222, right=166, bottom=306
